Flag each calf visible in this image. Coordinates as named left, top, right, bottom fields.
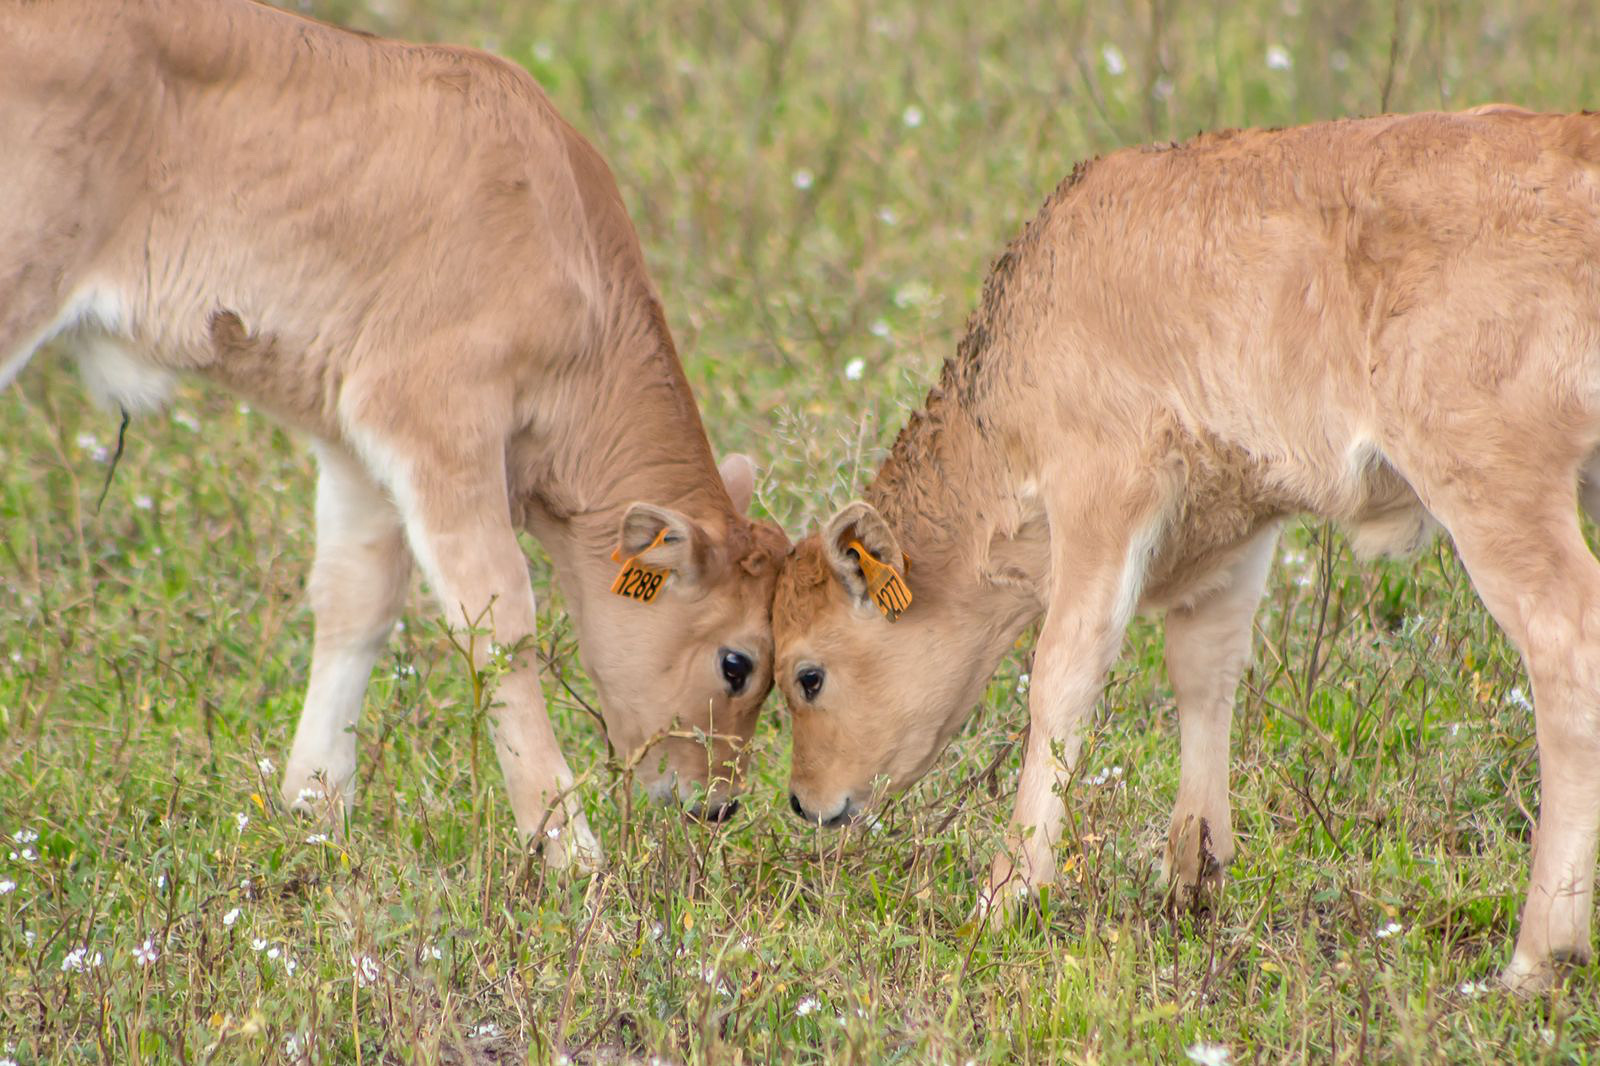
left=1, top=0, right=789, bottom=867
left=774, top=107, right=1600, bottom=990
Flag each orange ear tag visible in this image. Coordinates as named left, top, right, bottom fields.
left=610, top=527, right=672, bottom=603
left=847, top=539, right=912, bottom=621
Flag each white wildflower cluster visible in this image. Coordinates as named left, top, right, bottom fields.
left=223, top=907, right=242, bottom=927
left=258, top=757, right=276, bottom=775
left=1266, top=45, right=1292, bottom=71
left=1459, top=979, right=1492, bottom=997
left=0, top=880, right=14, bottom=895
left=1186, top=1043, right=1231, bottom=1066
left=845, top=358, right=867, bottom=381
left=468, top=1021, right=502, bottom=1038
left=1102, top=44, right=1126, bottom=76
left=1507, top=687, right=1532, bottom=712
left=1375, top=921, right=1404, bottom=939
left=9, top=828, right=39, bottom=863
left=75, top=432, right=109, bottom=462
left=305, top=834, right=330, bottom=845
left=61, top=946, right=104, bottom=973
left=353, top=953, right=381, bottom=988
left=250, top=936, right=298, bottom=975
left=796, top=995, right=821, bottom=1017
left=132, top=937, right=161, bottom=967
left=1087, top=765, right=1124, bottom=787
left=235, top=812, right=250, bottom=832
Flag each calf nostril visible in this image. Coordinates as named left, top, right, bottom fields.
left=788, top=792, right=805, bottom=818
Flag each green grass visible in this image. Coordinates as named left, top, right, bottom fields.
left=5, top=0, right=1600, bottom=1061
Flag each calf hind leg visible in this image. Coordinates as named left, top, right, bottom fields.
left=1161, top=524, right=1279, bottom=912
left=1406, top=465, right=1600, bottom=991
left=281, top=445, right=413, bottom=817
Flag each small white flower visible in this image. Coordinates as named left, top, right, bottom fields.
left=901, top=104, right=923, bottom=128
left=258, top=757, right=275, bottom=775
left=546, top=825, right=562, bottom=840
left=1185, top=1043, right=1231, bottom=1066
left=1459, top=979, right=1490, bottom=997
left=18, top=847, right=36, bottom=862
left=296, top=788, right=322, bottom=805
left=134, top=494, right=153, bottom=510
left=132, top=937, right=160, bottom=966
left=283, top=1033, right=306, bottom=1059
left=797, top=995, right=821, bottom=1016
left=235, top=812, right=249, bottom=832
left=1295, top=574, right=1313, bottom=588
left=1111, top=766, right=1124, bottom=779
left=75, top=432, right=100, bottom=452
left=1017, top=673, right=1030, bottom=692
left=0, top=880, right=14, bottom=895
left=353, top=953, right=380, bottom=987
left=1101, top=44, right=1126, bottom=76
left=792, top=168, right=814, bottom=191
left=13, top=829, right=38, bottom=844
left=252, top=938, right=269, bottom=952
left=845, top=358, right=866, bottom=381
left=1540, top=1027, right=1556, bottom=1046
left=223, top=908, right=241, bottom=927
left=876, top=206, right=898, bottom=226
left=470, top=1021, right=503, bottom=1038
left=174, top=411, right=200, bottom=431
left=305, top=834, right=329, bottom=845
left=155, top=873, right=166, bottom=890
left=1266, top=45, right=1293, bottom=71
left=282, top=956, right=298, bottom=975
left=236, top=403, right=251, bottom=415
left=649, top=922, right=665, bottom=941
left=61, top=946, right=103, bottom=972
left=1507, top=687, right=1532, bottom=711
left=1376, top=921, right=1403, bottom=939
left=24, top=930, right=36, bottom=946
left=267, top=946, right=281, bottom=960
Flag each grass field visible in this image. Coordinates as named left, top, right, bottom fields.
left=5, top=0, right=1600, bottom=1062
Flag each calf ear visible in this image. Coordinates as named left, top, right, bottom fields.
left=821, top=501, right=912, bottom=618
left=617, top=504, right=707, bottom=585
left=719, top=453, right=757, bottom=514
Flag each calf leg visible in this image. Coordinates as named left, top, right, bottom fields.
left=1396, top=457, right=1599, bottom=991
left=281, top=444, right=412, bottom=815
left=1161, top=524, right=1279, bottom=911
left=367, top=430, right=600, bottom=871
left=982, top=488, right=1164, bottom=915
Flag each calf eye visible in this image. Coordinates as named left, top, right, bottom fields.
left=719, top=649, right=754, bottom=695
left=796, top=667, right=825, bottom=702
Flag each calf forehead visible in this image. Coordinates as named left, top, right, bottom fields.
left=773, top=537, right=841, bottom=643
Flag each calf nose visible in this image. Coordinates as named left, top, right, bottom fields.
left=689, top=798, right=741, bottom=824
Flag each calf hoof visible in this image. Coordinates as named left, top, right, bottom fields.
left=971, top=851, right=1050, bottom=931
left=280, top=774, right=349, bottom=830
left=1501, top=947, right=1592, bottom=996
left=1163, top=814, right=1224, bottom=917
left=538, top=816, right=603, bottom=875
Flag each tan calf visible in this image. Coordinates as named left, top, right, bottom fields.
left=1, top=0, right=790, bottom=867
left=775, top=107, right=1600, bottom=991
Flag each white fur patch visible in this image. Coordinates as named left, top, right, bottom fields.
left=1113, top=514, right=1167, bottom=627
left=76, top=334, right=175, bottom=415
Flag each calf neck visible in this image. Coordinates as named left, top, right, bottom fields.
left=774, top=107, right=1600, bottom=991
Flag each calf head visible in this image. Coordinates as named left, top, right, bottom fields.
left=566, top=456, right=791, bottom=817
left=773, top=501, right=1001, bottom=825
